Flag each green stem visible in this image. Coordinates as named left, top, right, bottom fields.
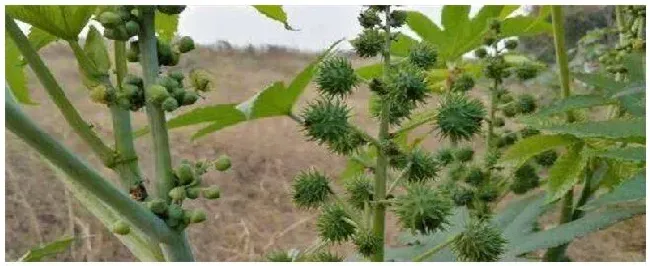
left=486, top=79, right=498, bottom=152
left=138, top=7, right=194, bottom=261
left=412, top=236, right=454, bottom=262
left=370, top=7, right=392, bottom=262
left=5, top=16, right=116, bottom=167
left=110, top=41, right=148, bottom=195
left=5, top=87, right=173, bottom=244
left=545, top=7, right=576, bottom=261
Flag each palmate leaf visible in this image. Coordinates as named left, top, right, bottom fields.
left=252, top=5, right=296, bottom=30
left=538, top=118, right=645, bottom=144
left=582, top=171, right=645, bottom=210
left=26, top=27, right=59, bottom=54
left=596, top=146, right=645, bottom=162
left=545, top=144, right=589, bottom=203
left=18, top=236, right=75, bottom=262
left=500, top=134, right=580, bottom=169
left=5, top=32, right=34, bottom=105
left=135, top=40, right=342, bottom=139
left=533, top=94, right=615, bottom=117
left=597, top=159, right=645, bottom=190
left=6, top=5, right=95, bottom=40
left=155, top=11, right=179, bottom=43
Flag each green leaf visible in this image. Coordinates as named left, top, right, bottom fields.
left=499, top=6, right=521, bottom=18
left=27, top=27, right=59, bottom=53
left=83, top=25, right=111, bottom=74
left=155, top=11, right=178, bottom=43
left=355, top=63, right=383, bottom=80
left=533, top=95, right=614, bottom=117
left=505, top=204, right=645, bottom=257
left=500, top=134, right=580, bottom=169
left=6, top=5, right=95, bottom=40
left=573, top=72, right=622, bottom=95
left=405, top=10, right=443, bottom=44
left=597, top=146, right=645, bottom=162
left=501, top=6, right=553, bottom=37
left=18, top=236, right=75, bottom=262
left=252, top=5, right=296, bottom=30
left=5, top=32, right=35, bottom=104
left=546, top=144, right=589, bottom=203
left=582, top=171, right=645, bottom=210
left=391, top=34, right=418, bottom=58
left=622, top=52, right=645, bottom=82
left=441, top=6, right=470, bottom=59
left=538, top=118, right=645, bottom=143
left=134, top=104, right=246, bottom=138
left=493, top=192, right=544, bottom=229
left=501, top=192, right=551, bottom=240
left=598, top=159, right=644, bottom=190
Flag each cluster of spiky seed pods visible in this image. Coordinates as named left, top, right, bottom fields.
left=599, top=5, right=645, bottom=75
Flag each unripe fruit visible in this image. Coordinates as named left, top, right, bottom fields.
left=203, top=186, right=221, bottom=199
left=124, top=74, right=143, bottom=87
left=454, top=146, right=475, bottom=163
left=125, top=20, right=140, bottom=36
left=315, top=56, right=358, bottom=97
left=190, top=210, right=207, bottom=223
left=182, top=91, right=200, bottom=105
left=176, top=163, right=195, bottom=185
left=504, top=39, right=518, bottom=50
left=171, top=87, right=186, bottom=102
left=389, top=10, right=407, bottom=27
left=111, top=221, right=131, bottom=235
left=99, top=11, right=122, bottom=28
left=126, top=48, right=139, bottom=62
left=90, top=85, right=109, bottom=104
left=147, top=85, right=170, bottom=104
left=167, top=204, right=184, bottom=220
left=394, top=184, right=453, bottom=234
left=122, top=84, right=140, bottom=98
left=358, top=9, right=381, bottom=28
left=116, top=8, right=131, bottom=22
left=474, top=47, right=488, bottom=58
left=146, top=199, right=168, bottom=215
left=186, top=187, right=200, bottom=199
left=316, top=204, right=355, bottom=242
left=351, top=29, right=384, bottom=57
left=162, top=97, right=179, bottom=112
left=168, top=71, right=185, bottom=82
left=435, top=94, right=486, bottom=143
left=483, top=34, right=497, bottom=46
left=452, top=220, right=506, bottom=261
left=157, top=5, right=186, bottom=15
left=169, top=51, right=180, bottom=66
left=113, top=25, right=130, bottom=41
left=169, top=186, right=187, bottom=201
left=178, top=36, right=196, bottom=53
left=213, top=155, right=231, bottom=171
left=353, top=230, right=382, bottom=258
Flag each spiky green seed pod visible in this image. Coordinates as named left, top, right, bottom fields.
left=368, top=78, right=386, bottom=95
left=387, top=64, right=429, bottom=104
left=146, top=198, right=167, bottom=215
left=404, top=149, right=439, bottom=182
left=169, top=186, right=187, bottom=201
left=452, top=220, right=506, bottom=262
left=176, top=163, right=195, bottom=185
left=389, top=10, right=408, bottom=27
left=168, top=70, right=184, bottom=81
left=406, top=41, right=438, bottom=70
left=435, top=94, right=486, bottom=143
left=493, top=117, right=505, bottom=127
left=454, top=146, right=475, bottom=163
left=111, top=220, right=131, bottom=235
left=434, top=147, right=454, bottom=166
left=497, top=89, right=513, bottom=104
left=535, top=150, right=558, bottom=167
left=161, top=97, right=179, bottom=112
left=451, top=74, right=475, bottom=92
left=99, top=11, right=122, bottom=28
left=292, top=169, right=332, bottom=209
left=312, top=252, right=343, bottom=262
left=483, top=56, right=509, bottom=81
left=186, top=187, right=200, bottom=199
left=394, top=184, right=452, bottom=234
left=510, top=163, right=540, bottom=194
left=171, top=87, right=186, bottom=103
left=203, top=186, right=221, bottom=199
left=474, top=47, right=488, bottom=58
left=182, top=90, right=199, bottom=105
left=125, top=20, right=140, bottom=36
left=504, top=39, right=518, bottom=50
left=214, top=155, right=232, bottom=171
left=516, top=94, right=537, bottom=114
left=465, top=166, right=486, bottom=186
left=501, top=104, right=518, bottom=118
left=369, top=95, right=415, bottom=125
left=158, top=76, right=179, bottom=91
left=301, top=98, right=351, bottom=145
left=315, top=56, right=358, bottom=97
left=344, top=175, right=373, bottom=209
left=178, top=36, right=195, bottom=53
left=452, top=187, right=475, bottom=206
left=515, top=63, right=538, bottom=81
left=358, top=9, right=381, bottom=28
left=189, top=209, right=207, bottom=223
left=497, top=131, right=518, bottom=148
left=266, top=250, right=293, bottom=262
left=351, top=29, right=384, bottom=58
left=189, top=69, right=212, bottom=92
left=327, top=130, right=367, bottom=155
left=157, top=5, right=186, bottom=15
left=167, top=203, right=184, bottom=220
left=353, top=230, right=383, bottom=258
left=316, top=204, right=356, bottom=242
left=448, top=164, right=468, bottom=181
left=147, top=84, right=170, bottom=104
left=477, top=184, right=498, bottom=202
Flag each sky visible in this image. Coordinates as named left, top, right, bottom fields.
left=178, top=5, right=523, bottom=52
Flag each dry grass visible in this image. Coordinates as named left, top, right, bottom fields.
left=4, top=43, right=645, bottom=261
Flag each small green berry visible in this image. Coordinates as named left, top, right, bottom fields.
left=176, top=163, right=195, bottom=185
left=161, top=97, right=179, bottom=112
left=111, top=220, right=131, bottom=235
left=202, top=186, right=221, bottom=199
left=169, top=186, right=187, bottom=201
left=168, top=70, right=185, bottom=82
left=146, top=199, right=167, bottom=215
left=408, top=42, right=438, bottom=70
left=98, top=11, right=122, bottom=28
left=351, top=29, right=384, bottom=58
left=358, top=9, right=381, bottom=28
left=186, top=187, right=201, bottom=199
left=465, top=166, right=486, bottom=186
left=516, top=94, right=537, bottom=114
left=147, top=84, right=170, bottom=104
left=182, top=91, right=200, bottom=105
left=535, top=150, right=558, bottom=167
left=451, top=74, right=475, bottom=92
left=190, top=209, right=207, bottom=223
left=214, top=155, right=232, bottom=171
left=434, top=147, right=455, bottom=166
left=389, top=10, right=408, bottom=27
left=167, top=204, right=184, bottom=220
left=125, top=20, right=140, bottom=36
left=178, top=36, right=195, bottom=53
left=404, top=149, right=439, bottom=182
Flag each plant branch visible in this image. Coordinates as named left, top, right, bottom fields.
left=412, top=236, right=454, bottom=262
left=5, top=15, right=116, bottom=167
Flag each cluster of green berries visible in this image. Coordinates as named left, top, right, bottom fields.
left=146, top=69, right=211, bottom=112
left=126, top=35, right=195, bottom=67
left=97, top=6, right=141, bottom=41
left=352, top=6, right=407, bottom=57
left=600, top=6, right=645, bottom=75
left=142, top=156, right=230, bottom=231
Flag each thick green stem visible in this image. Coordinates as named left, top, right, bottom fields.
left=5, top=87, right=173, bottom=244
left=138, top=7, right=194, bottom=261
left=412, top=236, right=454, bottom=262
left=486, top=79, right=498, bottom=152
left=5, top=16, right=116, bottom=167
left=370, top=7, right=392, bottom=262
left=545, top=6, right=576, bottom=261
left=111, top=41, right=148, bottom=197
